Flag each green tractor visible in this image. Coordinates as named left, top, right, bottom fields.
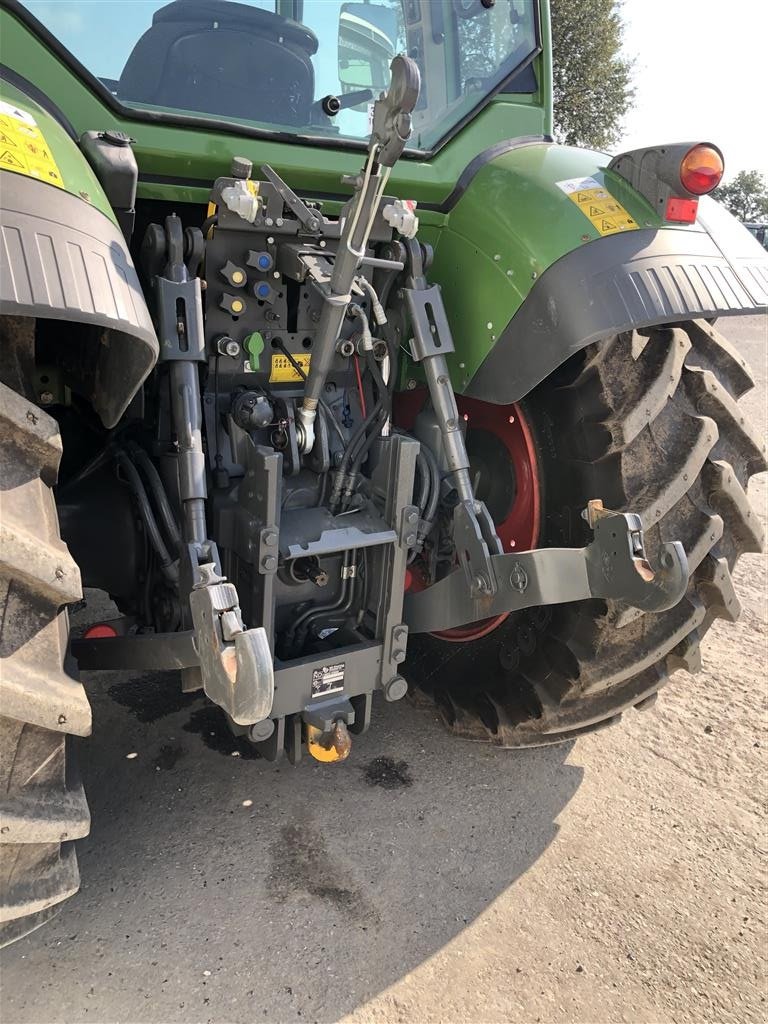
left=0, top=0, right=765, bottom=943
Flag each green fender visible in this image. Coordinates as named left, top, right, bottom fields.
left=421, top=141, right=768, bottom=401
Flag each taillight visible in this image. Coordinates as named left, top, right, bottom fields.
left=679, top=144, right=724, bottom=195
left=83, top=623, right=118, bottom=639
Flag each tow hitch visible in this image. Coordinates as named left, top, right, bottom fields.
left=403, top=500, right=688, bottom=635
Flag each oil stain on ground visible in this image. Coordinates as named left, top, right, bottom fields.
left=153, top=743, right=187, bottom=771
left=363, top=756, right=413, bottom=789
left=183, top=704, right=262, bottom=759
left=108, top=673, right=201, bottom=723
left=267, top=823, right=373, bottom=918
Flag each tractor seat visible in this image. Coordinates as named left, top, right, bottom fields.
left=118, top=0, right=319, bottom=128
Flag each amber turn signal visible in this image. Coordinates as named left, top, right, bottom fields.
left=679, top=144, right=724, bottom=195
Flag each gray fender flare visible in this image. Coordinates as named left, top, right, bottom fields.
left=0, top=171, right=158, bottom=427
left=466, top=200, right=768, bottom=404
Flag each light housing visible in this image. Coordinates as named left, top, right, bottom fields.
left=608, top=141, right=725, bottom=226
left=679, top=144, right=724, bottom=195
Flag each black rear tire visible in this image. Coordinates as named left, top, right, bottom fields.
left=404, top=319, right=766, bottom=745
left=0, top=378, right=90, bottom=947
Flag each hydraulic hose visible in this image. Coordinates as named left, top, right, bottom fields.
left=115, top=451, right=178, bottom=582
left=130, top=447, right=182, bottom=551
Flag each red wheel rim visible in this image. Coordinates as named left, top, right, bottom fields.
left=395, top=391, right=542, bottom=644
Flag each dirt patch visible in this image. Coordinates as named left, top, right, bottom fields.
left=267, top=824, right=372, bottom=917
left=108, top=673, right=200, bottom=723
left=363, top=756, right=413, bottom=789
left=153, top=743, right=187, bottom=771
left=182, top=704, right=262, bottom=759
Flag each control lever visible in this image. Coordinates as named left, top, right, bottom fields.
left=260, top=164, right=323, bottom=233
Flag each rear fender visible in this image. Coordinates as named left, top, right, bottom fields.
left=0, top=79, right=157, bottom=426
left=423, top=141, right=768, bottom=404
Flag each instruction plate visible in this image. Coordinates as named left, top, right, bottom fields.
left=0, top=100, right=64, bottom=189
left=269, top=352, right=311, bottom=383
left=556, top=175, right=637, bottom=236
left=312, top=662, right=345, bottom=698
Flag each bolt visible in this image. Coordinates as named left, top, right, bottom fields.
left=394, top=627, right=408, bottom=643
left=405, top=533, right=416, bottom=546
left=265, top=217, right=274, bottom=226
left=39, top=391, right=54, bottom=405
left=267, top=236, right=275, bottom=244
left=319, top=240, right=326, bottom=248
left=26, top=409, right=38, bottom=425
left=474, top=574, right=489, bottom=594
left=493, top=254, right=501, bottom=261
left=58, top=714, right=67, bottom=725
left=224, top=339, right=240, bottom=358
left=384, top=676, right=408, bottom=702
left=276, top=218, right=284, bottom=227
left=263, top=530, right=277, bottom=546
left=531, top=271, right=537, bottom=279
left=55, top=566, right=65, bottom=580
left=407, top=511, right=418, bottom=524
left=486, top=322, right=493, bottom=330
left=509, top=563, right=528, bottom=593
left=393, top=648, right=406, bottom=664
left=262, top=556, right=277, bottom=571
left=249, top=719, right=275, bottom=742
left=0, top=827, right=8, bottom=835
left=406, top=379, right=417, bottom=390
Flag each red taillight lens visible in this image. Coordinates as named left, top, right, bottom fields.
left=83, top=623, right=118, bottom=639
left=679, top=144, right=724, bottom=195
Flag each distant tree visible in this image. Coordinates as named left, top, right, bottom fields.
left=550, top=0, right=634, bottom=150
left=712, top=170, right=768, bottom=222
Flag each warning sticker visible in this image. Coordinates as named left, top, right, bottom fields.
left=556, top=175, right=637, bottom=236
left=0, top=100, right=64, bottom=189
left=311, top=662, right=345, bottom=698
left=269, top=352, right=311, bottom=383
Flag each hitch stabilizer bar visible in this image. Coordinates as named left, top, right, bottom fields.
left=403, top=502, right=688, bottom=634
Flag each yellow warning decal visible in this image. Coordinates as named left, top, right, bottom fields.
left=556, top=175, right=637, bottom=236
left=0, top=100, right=64, bottom=189
left=269, top=352, right=311, bottom=383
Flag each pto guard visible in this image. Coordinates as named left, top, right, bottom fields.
left=403, top=501, right=688, bottom=635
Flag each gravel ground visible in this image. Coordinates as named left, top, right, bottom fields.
left=1, top=315, right=766, bottom=1024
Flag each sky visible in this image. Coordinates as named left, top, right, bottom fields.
left=617, top=0, right=768, bottom=182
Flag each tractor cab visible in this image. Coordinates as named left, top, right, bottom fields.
left=21, top=0, right=543, bottom=152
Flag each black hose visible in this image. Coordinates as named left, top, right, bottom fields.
left=418, top=434, right=441, bottom=526
left=201, top=214, right=218, bottom=236
left=413, top=450, right=429, bottom=515
left=115, top=451, right=177, bottom=581
left=130, top=447, right=182, bottom=551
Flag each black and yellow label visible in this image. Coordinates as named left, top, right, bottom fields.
left=269, top=353, right=311, bottom=383
left=556, top=175, right=637, bottom=236
left=0, top=100, right=63, bottom=188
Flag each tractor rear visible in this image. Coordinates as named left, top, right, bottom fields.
left=0, top=0, right=766, bottom=944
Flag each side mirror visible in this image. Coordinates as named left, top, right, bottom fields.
left=338, top=2, right=398, bottom=102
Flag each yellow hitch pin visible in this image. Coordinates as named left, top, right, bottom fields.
left=307, top=721, right=352, bottom=763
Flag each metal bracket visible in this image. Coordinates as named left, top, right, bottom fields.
left=404, top=505, right=689, bottom=634
left=188, top=565, right=274, bottom=725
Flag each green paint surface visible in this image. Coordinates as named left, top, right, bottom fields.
left=0, top=77, right=116, bottom=223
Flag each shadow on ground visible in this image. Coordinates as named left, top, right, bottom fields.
left=2, top=652, right=582, bottom=1023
